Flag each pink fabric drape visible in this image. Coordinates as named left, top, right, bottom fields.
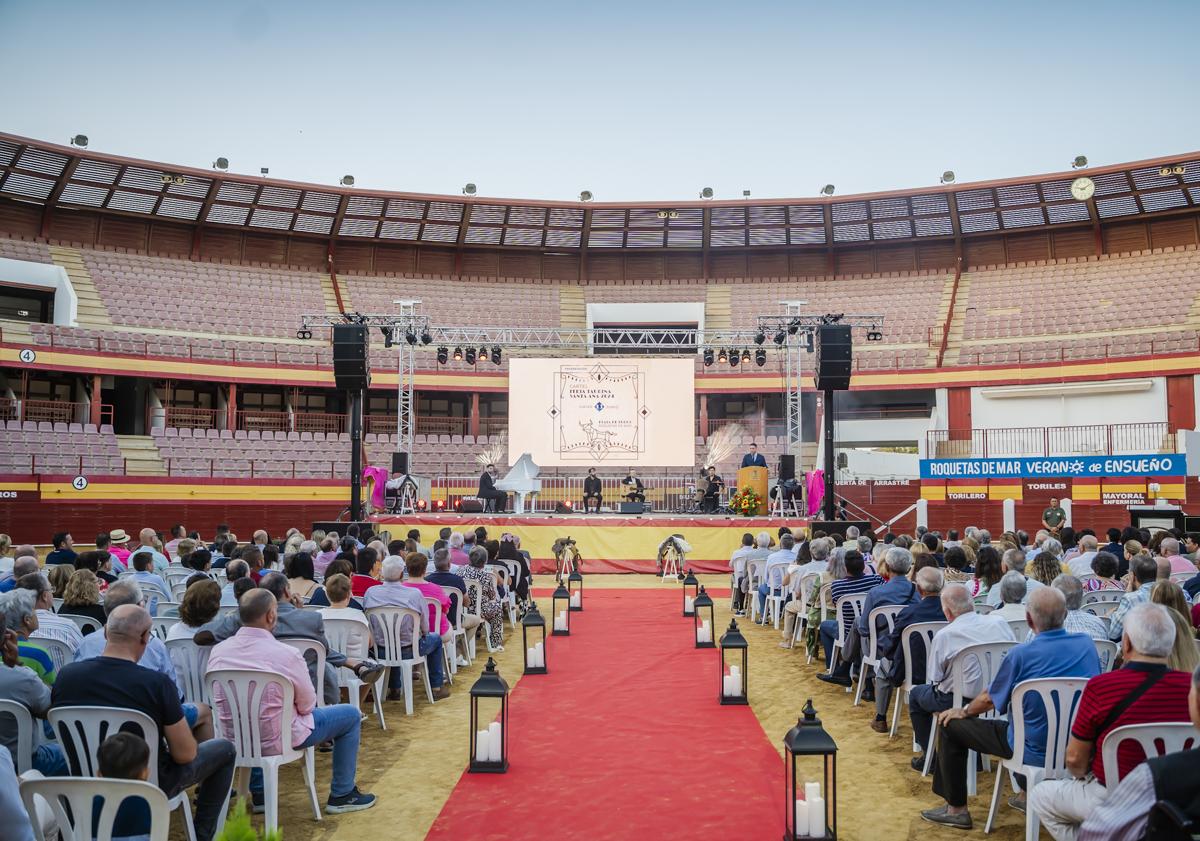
left=362, top=465, right=389, bottom=510
left=806, top=469, right=824, bottom=517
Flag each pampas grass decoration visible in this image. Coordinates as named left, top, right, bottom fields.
left=476, top=430, right=508, bottom=469
left=704, top=422, right=744, bottom=469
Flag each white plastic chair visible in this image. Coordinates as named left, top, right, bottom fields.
left=206, top=668, right=322, bottom=833
left=423, top=596, right=454, bottom=683
left=888, top=621, right=948, bottom=738
left=854, top=604, right=906, bottom=706
left=1100, top=722, right=1198, bottom=787
left=787, top=573, right=823, bottom=647
left=34, top=637, right=73, bottom=674
left=165, top=638, right=211, bottom=706
left=364, top=606, right=435, bottom=716
left=827, top=593, right=867, bottom=684
left=321, top=613, right=386, bottom=729
left=1092, top=638, right=1119, bottom=673
left=974, top=603, right=995, bottom=615
left=438, top=584, right=470, bottom=666
left=1081, top=590, right=1123, bottom=606
left=745, top=560, right=766, bottom=623
left=761, top=565, right=788, bottom=629
left=806, top=583, right=833, bottom=664
left=463, top=579, right=495, bottom=655
left=20, top=776, right=170, bottom=841
left=151, top=616, right=180, bottom=641
left=984, top=677, right=1089, bottom=840
left=923, top=640, right=1017, bottom=793
left=1168, top=571, right=1196, bottom=584
left=62, top=613, right=103, bottom=635
left=153, top=599, right=180, bottom=618
left=1082, top=601, right=1120, bottom=619
left=277, top=637, right=327, bottom=706
left=47, top=705, right=200, bottom=841
left=0, top=698, right=35, bottom=772
left=1006, top=618, right=1029, bottom=641
left=492, top=567, right=518, bottom=628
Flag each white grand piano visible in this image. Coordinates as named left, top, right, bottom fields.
left=494, top=452, right=542, bottom=514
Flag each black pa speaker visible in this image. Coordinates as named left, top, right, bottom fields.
left=392, top=451, right=409, bottom=474
left=459, top=498, right=484, bottom=513
left=778, top=454, right=796, bottom=482
left=815, top=324, right=852, bottom=391
left=619, top=501, right=646, bottom=514
left=332, top=324, right=370, bottom=391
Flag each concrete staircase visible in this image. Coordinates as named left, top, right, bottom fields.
left=320, top=273, right=343, bottom=315
left=927, top=273, right=958, bottom=367
left=940, top=272, right=972, bottom=365
left=116, top=435, right=168, bottom=477
left=49, top=246, right=111, bottom=328
left=559, top=285, right=585, bottom=329
left=704, top=285, right=732, bottom=330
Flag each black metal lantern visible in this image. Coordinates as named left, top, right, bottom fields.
left=693, top=585, right=715, bottom=648
left=567, top=568, right=584, bottom=612
left=521, top=601, right=547, bottom=675
left=718, top=618, right=748, bottom=705
left=468, top=657, right=509, bottom=773
left=784, top=699, right=838, bottom=840
left=681, top=568, right=699, bottom=617
left=551, top=582, right=571, bottom=636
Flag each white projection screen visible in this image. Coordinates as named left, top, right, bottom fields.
left=507, top=358, right=696, bottom=467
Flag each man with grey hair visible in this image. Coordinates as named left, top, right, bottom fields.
left=1033, top=575, right=1107, bottom=641
left=845, top=525, right=860, bottom=541
left=1066, top=534, right=1100, bottom=577
left=17, top=572, right=84, bottom=653
left=988, top=548, right=1045, bottom=607
left=1076, top=661, right=1200, bottom=840
left=1158, top=535, right=1199, bottom=575
left=757, top=533, right=797, bottom=618
left=0, top=588, right=58, bottom=686
left=362, top=555, right=448, bottom=701
left=868, top=566, right=947, bottom=732
left=995, top=572, right=1030, bottom=622
left=978, top=529, right=992, bottom=545
left=219, top=559, right=250, bottom=607
left=856, top=535, right=873, bottom=556
left=730, top=532, right=772, bottom=617
left=0, top=615, right=68, bottom=776
left=907, top=583, right=1014, bottom=768
left=921, top=588, right=1100, bottom=829
left=427, top=546, right=479, bottom=661
left=0, top=556, right=38, bottom=594
left=1030, top=603, right=1193, bottom=841
left=1108, top=554, right=1159, bottom=642
left=1026, top=529, right=1050, bottom=561
left=52, top=604, right=237, bottom=841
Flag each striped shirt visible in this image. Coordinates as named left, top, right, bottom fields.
left=31, top=609, right=85, bottom=653
left=1078, top=762, right=1154, bottom=841
left=1070, top=662, right=1192, bottom=786
left=17, top=639, right=56, bottom=686
left=829, top=573, right=881, bottom=636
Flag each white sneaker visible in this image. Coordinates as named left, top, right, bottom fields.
left=456, top=656, right=470, bottom=667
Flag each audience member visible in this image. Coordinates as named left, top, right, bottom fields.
left=308, top=560, right=362, bottom=609
left=129, top=551, right=170, bottom=616
left=869, top=566, right=946, bottom=732
left=317, top=574, right=362, bottom=619
left=1149, top=580, right=1200, bottom=673
left=135, top=528, right=170, bottom=572
left=45, top=564, right=73, bottom=599
left=107, top=529, right=133, bottom=569
left=1, top=589, right=57, bottom=685
left=363, top=556, right=449, bottom=701
left=1108, top=554, right=1160, bottom=642
left=1082, top=551, right=1123, bottom=592
left=286, top=551, right=320, bottom=601
left=0, top=626, right=66, bottom=774
left=45, top=532, right=77, bottom=566
left=815, top=548, right=883, bottom=686
left=757, top=533, right=797, bottom=617
left=18, top=572, right=84, bottom=653
left=58, top=569, right=107, bottom=628
left=219, top=560, right=250, bottom=607
left=1025, top=575, right=1108, bottom=641
left=994, top=572, right=1029, bottom=622
left=987, top=548, right=1042, bottom=607
left=168, top=579, right=223, bottom=641
left=1066, top=534, right=1100, bottom=577
left=1157, top=537, right=1199, bottom=575
left=459, top=545, right=504, bottom=652
left=351, top=547, right=382, bottom=597
left=75, top=549, right=119, bottom=585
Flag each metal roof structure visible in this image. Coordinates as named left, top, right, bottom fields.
left=1, top=132, right=1197, bottom=253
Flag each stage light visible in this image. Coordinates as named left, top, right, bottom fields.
left=1160, top=166, right=1174, bottom=177
left=773, top=330, right=786, bottom=346
left=1173, top=164, right=1186, bottom=175
left=173, top=175, right=185, bottom=185
left=717, top=348, right=728, bottom=364
left=741, top=348, right=752, bottom=364
left=819, top=184, right=835, bottom=196
left=805, top=332, right=815, bottom=353
left=213, top=157, right=229, bottom=170
left=940, top=170, right=955, bottom=184
left=296, top=326, right=312, bottom=340
left=434, top=498, right=446, bottom=511
left=160, top=174, right=173, bottom=184
left=70, top=134, right=88, bottom=148
left=420, top=329, right=432, bottom=345
left=340, top=175, right=355, bottom=186
left=437, top=347, right=449, bottom=364
left=463, top=183, right=477, bottom=195
left=405, top=329, right=417, bottom=345
left=729, top=350, right=740, bottom=367
left=416, top=499, right=428, bottom=511
left=465, top=347, right=476, bottom=365
left=1072, top=155, right=1088, bottom=169
left=755, top=348, right=767, bottom=367
left=787, top=320, right=799, bottom=336
left=703, top=348, right=714, bottom=367
left=579, top=190, right=593, bottom=202
left=700, top=187, right=714, bottom=199
left=491, top=345, right=502, bottom=365
left=866, top=326, right=884, bottom=342
left=657, top=210, right=668, bottom=219
left=454, top=499, right=462, bottom=511
left=381, top=326, right=394, bottom=348
left=754, top=331, right=766, bottom=345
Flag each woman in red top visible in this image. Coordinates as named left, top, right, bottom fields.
left=401, top=552, right=452, bottom=637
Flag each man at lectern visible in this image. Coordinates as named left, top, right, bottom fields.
left=621, top=469, right=645, bottom=503
left=583, top=468, right=603, bottom=513
left=740, top=442, right=767, bottom=468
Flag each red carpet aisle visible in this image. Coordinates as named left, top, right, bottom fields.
left=426, top=589, right=784, bottom=840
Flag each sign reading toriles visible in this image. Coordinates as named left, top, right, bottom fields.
left=508, top=358, right=695, bottom=467
left=920, top=454, right=1186, bottom=480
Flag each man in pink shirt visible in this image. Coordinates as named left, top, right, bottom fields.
left=1158, top=536, right=1199, bottom=575
left=207, top=589, right=377, bottom=814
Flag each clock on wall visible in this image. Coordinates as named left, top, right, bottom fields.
left=1070, top=176, right=1096, bottom=201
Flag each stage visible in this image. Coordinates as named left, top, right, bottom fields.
left=366, top=512, right=810, bottom=573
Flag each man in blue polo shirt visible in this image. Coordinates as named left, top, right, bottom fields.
left=921, top=586, right=1100, bottom=830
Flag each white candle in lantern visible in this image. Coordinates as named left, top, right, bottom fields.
left=475, top=729, right=489, bottom=761
left=487, top=721, right=502, bottom=762
left=794, top=799, right=808, bottom=836
left=702, top=620, right=711, bottom=642
left=722, top=675, right=733, bottom=696
left=570, top=592, right=581, bottom=607
left=685, top=596, right=694, bottom=612
left=534, top=641, right=544, bottom=667
left=728, top=665, right=742, bottom=695
left=805, top=781, right=821, bottom=802
left=527, top=646, right=537, bottom=667
left=554, top=611, right=567, bottom=631
left=807, top=796, right=825, bottom=837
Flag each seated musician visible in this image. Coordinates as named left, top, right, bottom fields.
left=702, top=465, right=724, bottom=513
left=477, top=463, right=507, bottom=513
left=621, top=469, right=645, bottom=503
left=583, top=467, right=603, bottom=513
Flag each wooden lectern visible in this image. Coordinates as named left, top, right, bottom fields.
left=736, top=465, right=769, bottom=515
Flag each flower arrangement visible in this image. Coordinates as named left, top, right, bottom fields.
left=729, top=486, right=762, bottom=516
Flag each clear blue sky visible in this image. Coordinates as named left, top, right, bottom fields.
left=2, top=0, right=1197, bottom=202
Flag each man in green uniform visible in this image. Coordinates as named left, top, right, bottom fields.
left=1041, top=497, right=1066, bottom=534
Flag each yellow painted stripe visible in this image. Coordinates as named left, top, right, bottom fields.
left=921, top=486, right=947, bottom=500
left=1157, top=483, right=1186, bottom=496
left=988, top=486, right=1024, bottom=500
left=1072, top=485, right=1102, bottom=500
left=0, top=481, right=39, bottom=491
left=1101, top=482, right=1147, bottom=493
left=40, top=481, right=349, bottom=502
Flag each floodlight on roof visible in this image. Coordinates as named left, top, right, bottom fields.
left=70, top=134, right=88, bottom=148
left=260, top=167, right=269, bottom=176
left=940, top=171, right=955, bottom=184
left=657, top=210, right=669, bottom=219
left=173, top=175, right=185, bottom=185
left=742, top=189, right=751, bottom=197
left=1071, top=155, right=1088, bottom=169
left=699, top=187, right=714, bottom=199
left=819, top=184, right=835, bottom=196
left=1160, top=166, right=1173, bottom=177
left=340, top=175, right=355, bottom=186
left=579, top=190, right=593, bottom=202
left=160, top=174, right=173, bottom=184
left=463, top=183, right=477, bottom=195
left=213, top=157, right=229, bottom=170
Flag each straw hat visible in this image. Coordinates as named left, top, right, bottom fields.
left=108, top=528, right=131, bottom=544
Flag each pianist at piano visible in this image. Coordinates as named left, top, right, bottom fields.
left=477, top=463, right=508, bottom=512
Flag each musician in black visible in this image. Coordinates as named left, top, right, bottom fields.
left=583, top=467, right=603, bottom=513
left=477, top=463, right=507, bottom=513
left=621, top=469, right=645, bottom=503
left=702, top=465, right=724, bottom=513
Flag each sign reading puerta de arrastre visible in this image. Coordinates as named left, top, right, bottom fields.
left=507, top=358, right=695, bottom=467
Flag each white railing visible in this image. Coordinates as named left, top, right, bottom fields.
left=430, top=474, right=715, bottom=514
